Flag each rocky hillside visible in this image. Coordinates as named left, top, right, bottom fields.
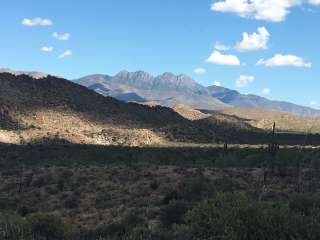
left=0, top=72, right=191, bottom=145
left=0, top=72, right=265, bottom=146
left=220, top=107, right=320, bottom=133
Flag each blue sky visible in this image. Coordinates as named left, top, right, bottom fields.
left=0, top=0, right=319, bottom=107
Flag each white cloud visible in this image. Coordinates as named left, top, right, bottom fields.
left=207, top=50, right=240, bottom=66
left=236, top=27, right=270, bottom=52
left=257, top=54, right=312, bottom=68
left=22, top=18, right=52, bottom=26
left=52, top=32, right=70, bottom=41
left=214, top=42, right=230, bottom=51
left=58, top=50, right=72, bottom=59
left=310, top=101, right=320, bottom=109
left=214, top=81, right=222, bottom=87
left=41, top=46, right=53, bottom=52
left=261, top=88, right=270, bottom=95
left=309, top=0, right=320, bottom=4
left=194, top=68, right=206, bottom=74
left=211, top=0, right=316, bottom=22
left=236, top=75, right=255, bottom=87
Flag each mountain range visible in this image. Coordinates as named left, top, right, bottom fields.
left=0, top=71, right=264, bottom=146
left=75, top=70, right=320, bottom=117
left=1, top=70, right=320, bottom=146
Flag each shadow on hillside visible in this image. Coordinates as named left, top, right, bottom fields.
left=1, top=138, right=320, bottom=170
left=0, top=73, right=190, bottom=128
left=3, top=73, right=318, bottom=145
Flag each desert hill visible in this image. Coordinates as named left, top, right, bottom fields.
left=220, top=108, right=320, bottom=134
left=0, top=72, right=188, bottom=145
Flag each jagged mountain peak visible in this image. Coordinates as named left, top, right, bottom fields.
left=115, top=70, right=153, bottom=79
left=159, top=72, right=176, bottom=79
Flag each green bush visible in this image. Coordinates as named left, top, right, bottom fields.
left=122, top=225, right=174, bottom=240
left=122, top=211, right=145, bottom=229
left=0, top=213, right=28, bottom=240
left=177, top=175, right=215, bottom=202
left=160, top=201, right=189, bottom=227
left=95, top=192, right=112, bottom=209
left=181, top=193, right=320, bottom=240
left=95, top=223, right=127, bottom=238
left=27, top=213, right=66, bottom=240
left=289, top=194, right=320, bottom=216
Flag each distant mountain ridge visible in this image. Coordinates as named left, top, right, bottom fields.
left=75, top=70, right=320, bottom=117
left=207, top=85, right=320, bottom=117
left=75, top=70, right=229, bottom=111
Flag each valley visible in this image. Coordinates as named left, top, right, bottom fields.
left=2, top=0, right=320, bottom=238
left=1, top=71, right=320, bottom=239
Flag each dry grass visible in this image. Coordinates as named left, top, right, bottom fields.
left=221, top=107, right=320, bottom=133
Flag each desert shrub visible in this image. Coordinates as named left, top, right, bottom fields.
left=0, top=213, right=28, bottom=240
left=178, top=175, right=215, bottom=202
left=162, top=191, right=178, bottom=204
left=289, top=194, right=320, bottom=216
left=242, top=153, right=268, bottom=167
left=215, top=152, right=268, bottom=168
left=213, top=176, right=241, bottom=192
left=95, top=223, right=127, bottom=238
left=63, top=195, right=79, bottom=209
left=31, top=174, right=52, bottom=188
left=0, top=195, right=17, bottom=211
left=310, top=156, right=320, bottom=171
left=275, top=151, right=298, bottom=177
left=17, top=205, right=35, bottom=217
left=60, top=169, right=74, bottom=179
left=122, top=225, right=174, bottom=240
left=95, top=192, right=112, bottom=209
left=45, top=185, right=60, bottom=195
left=27, top=213, right=65, bottom=240
left=181, top=193, right=311, bottom=240
left=122, top=211, right=145, bottom=229
left=150, top=180, right=159, bottom=190
left=160, top=201, right=189, bottom=227
left=162, top=175, right=214, bottom=205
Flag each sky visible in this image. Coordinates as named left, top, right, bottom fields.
left=0, top=0, right=320, bottom=107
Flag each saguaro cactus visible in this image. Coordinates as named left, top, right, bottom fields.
left=268, top=122, right=279, bottom=174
